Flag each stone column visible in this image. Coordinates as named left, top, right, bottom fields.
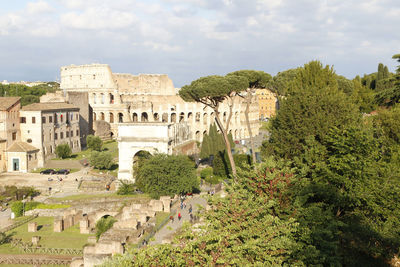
left=28, top=222, right=37, bottom=232
left=32, top=236, right=40, bottom=246
left=80, top=219, right=90, bottom=234
left=54, top=218, right=64, bottom=232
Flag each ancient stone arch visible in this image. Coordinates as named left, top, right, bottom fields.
left=179, top=112, right=185, bottom=122
left=109, top=112, right=114, bottom=123
left=132, top=113, right=138, bottom=122
left=141, top=112, right=148, bottom=122
left=100, top=112, right=105, bottom=121
left=153, top=113, right=159, bottom=121
left=162, top=113, right=168, bottom=122
left=171, top=113, right=176, bottom=123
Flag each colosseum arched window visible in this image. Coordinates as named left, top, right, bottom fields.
left=100, top=112, right=105, bottom=121
left=179, top=112, right=185, bottom=122
left=141, top=112, right=148, bottom=122
left=171, top=113, right=176, bottom=123
left=118, top=113, right=123, bottom=123
left=132, top=113, right=138, bottom=122
left=153, top=113, right=159, bottom=121
left=109, top=113, right=114, bottom=123
left=195, top=112, right=200, bottom=122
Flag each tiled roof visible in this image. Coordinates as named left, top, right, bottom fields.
left=0, top=97, right=20, bottom=111
left=7, top=142, right=40, bottom=152
left=21, top=102, right=79, bottom=111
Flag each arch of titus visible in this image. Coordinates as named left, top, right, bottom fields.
left=60, top=64, right=260, bottom=180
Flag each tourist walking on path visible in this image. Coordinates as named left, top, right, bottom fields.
left=188, top=204, right=192, bottom=214
left=170, top=215, right=174, bottom=223
left=178, top=212, right=182, bottom=221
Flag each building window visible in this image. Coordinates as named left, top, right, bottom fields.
left=71, top=131, right=73, bottom=137
left=12, top=132, right=16, bottom=141
left=50, top=133, right=52, bottom=140
left=55, top=133, right=58, bottom=140
left=60, top=132, right=64, bottom=139
left=76, top=114, right=78, bottom=120
left=20, top=117, right=26, bottom=123
left=76, top=130, right=79, bottom=136
left=32, top=117, right=36, bottom=123
left=42, top=116, right=46, bottom=123
left=49, top=116, right=52, bottom=123
left=29, top=154, right=32, bottom=161
left=54, top=113, right=57, bottom=123
left=66, top=131, right=69, bottom=138
left=27, top=138, right=32, bottom=143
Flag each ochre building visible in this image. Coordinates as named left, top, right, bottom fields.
left=255, top=88, right=277, bottom=119
left=60, top=64, right=260, bottom=142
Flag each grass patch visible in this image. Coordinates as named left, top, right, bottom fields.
left=3, top=217, right=92, bottom=251
left=31, top=168, right=80, bottom=174
left=50, top=192, right=150, bottom=202
left=35, top=203, right=71, bottom=209
left=59, top=140, right=119, bottom=161
left=155, top=212, right=170, bottom=229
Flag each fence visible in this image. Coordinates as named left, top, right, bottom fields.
left=11, top=238, right=83, bottom=255
left=0, top=214, right=38, bottom=233
left=0, top=254, right=72, bottom=265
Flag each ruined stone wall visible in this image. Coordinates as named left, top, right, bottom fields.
left=67, top=92, right=92, bottom=147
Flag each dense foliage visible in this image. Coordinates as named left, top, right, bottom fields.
left=55, top=143, right=72, bottom=159
left=89, top=151, right=114, bottom=169
left=117, top=180, right=137, bottom=195
left=96, top=216, right=117, bottom=241
left=86, top=135, right=103, bottom=151
left=0, top=82, right=59, bottom=106
left=102, top=161, right=303, bottom=266
left=135, top=154, right=199, bottom=199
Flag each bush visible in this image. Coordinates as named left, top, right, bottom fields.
left=11, top=201, right=40, bottom=217
left=89, top=151, right=114, bottom=169
left=200, top=167, right=213, bottom=179
left=96, top=216, right=116, bottom=241
left=0, top=232, right=13, bottom=245
left=2, top=186, right=39, bottom=201
left=87, top=135, right=103, bottom=151
left=205, top=175, right=221, bottom=185
left=136, top=154, right=199, bottom=199
left=55, top=143, right=72, bottom=159
left=213, top=152, right=252, bottom=178
left=117, top=180, right=136, bottom=195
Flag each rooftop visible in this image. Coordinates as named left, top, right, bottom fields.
left=7, top=142, right=39, bottom=152
left=0, top=97, right=20, bottom=111
left=21, top=102, right=79, bottom=112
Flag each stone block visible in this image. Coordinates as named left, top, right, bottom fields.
left=64, top=216, right=74, bottom=229
left=160, top=198, right=171, bottom=212
left=80, top=220, right=90, bottom=234
left=113, top=219, right=138, bottom=230
left=28, top=222, right=37, bottom=232
left=54, top=218, right=64, bottom=232
left=130, top=203, right=142, bottom=210
left=87, top=236, right=97, bottom=244
left=32, top=236, right=40, bottom=246
left=149, top=200, right=163, bottom=212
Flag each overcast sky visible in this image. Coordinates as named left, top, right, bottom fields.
left=0, top=0, right=399, bottom=87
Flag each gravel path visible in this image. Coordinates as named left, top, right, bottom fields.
left=150, top=194, right=207, bottom=245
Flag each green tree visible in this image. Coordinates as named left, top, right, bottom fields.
left=263, top=61, right=360, bottom=159
left=55, top=143, right=72, bottom=159
left=89, top=151, right=114, bottom=169
left=135, top=154, right=199, bottom=199
left=268, top=68, right=300, bottom=96
left=227, top=70, right=272, bottom=164
left=86, top=135, right=103, bottom=151
left=179, top=75, right=245, bottom=176
left=200, top=123, right=228, bottom=159
left=375, top=54, right=400, bottom=106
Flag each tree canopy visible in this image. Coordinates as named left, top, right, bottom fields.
left=135, top=154, right=199, bottom=199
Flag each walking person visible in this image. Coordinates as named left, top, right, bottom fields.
left=178, top=212, right=182, bottom=221
left=188, top=204, right=192, bottom=214
left=170, top=215, right=174, bottom=223
left=190, top=213, right=193, bottom=223
left=183, top=202, right=187, bottom=209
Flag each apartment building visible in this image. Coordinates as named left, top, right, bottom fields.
left=255, top=89, right=278, bottom=119
left=19, top=102, right=81, bottom=167
left=0, top=97, right=21, bottom=172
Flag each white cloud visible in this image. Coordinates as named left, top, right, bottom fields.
left=27, top=0, right=53, bottom=14
left=60, top=7, right=136, bottom=30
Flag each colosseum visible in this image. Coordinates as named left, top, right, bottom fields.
left=59, top=64, right=260, bottom=142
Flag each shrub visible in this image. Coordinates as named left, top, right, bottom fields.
left=200, top=167, right=213, bottom=179
left=11, top=201, right=39, bottom=217
left=0, top=232, right=13, bottom=245
left=205, top=175, right=221, bottom=185
left=89, top=151, right=114, bottom=169
left=96, top=216, right=117, bottom=241
left=136, top=154, right=199, bottom=199
left=87, top=135, right=103, bottom=151
left=55, top=143, right=72, bottom=159
left=3, top=186, right=39, bottom=200
left=117, top=180, right=136, bottom=195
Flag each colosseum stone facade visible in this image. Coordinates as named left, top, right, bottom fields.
left=60, top=64, right=260, bottom=142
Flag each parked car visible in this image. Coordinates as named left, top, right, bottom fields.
left=55, top=169, right=70, bottom=175
left=40, top=169, right=55, bottom=175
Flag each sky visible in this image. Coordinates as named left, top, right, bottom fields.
left=0, top=0, right=399, bottom=87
